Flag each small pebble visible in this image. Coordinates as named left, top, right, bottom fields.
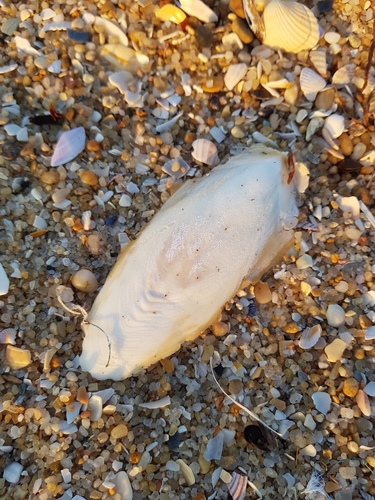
left=228, top=379, right=243, bottom=395
left=318, top=0, right=333, bottom=12
left=211, top=321, right=229, bottom=337
left=348, top=34, right=361, bottom=49
left=202, top=76, right=224, bottom=93
left=111, top=424, right=128, bottom=439
left=160, top=358, right=175, bottom=373
left=232, top=18, right=254, bottom=44
left=325, top=338, right=347, bottom=362
left=231, top=125, right=245, bottom=139
left=79, top=171, right=98, bottom=186
left=343, top=378, right=359, bottom=398
left=5, top=346, right=31, bottom=370
left=229, top=0, right=246, bottom=18
left=41, top=171, right=60, bottom=185
left=3, top=462, right=23, bottom=484
left=254, top=282, right=272, bottom=304
left=195, top=26, right=213, bottom=48
left=326, top=304, right=345, bottom=327
left=339, top=134, right=353, bottom=156
left=351, top=142, right=366, bottom=161
left=296, top=254, right=313, bottom=269
left=87, top=139, right=101, bottom=152
left=71, top=269, right=99, bottom=293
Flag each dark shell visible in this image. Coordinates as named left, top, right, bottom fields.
left=244, top=422, right=278, bottom=452
left=337, top=157, right=362, bottom=174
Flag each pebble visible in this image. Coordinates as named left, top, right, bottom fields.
left=211, top=321, right=229, bottom=337
left=254, top=282, right=272, bottom=304
left=343, top=378, right=359, bottom=397
left=52, top=188, right=70, bottom=204
left=202, top=76, right=224, bottom=93
left=296, top=254, right=313, bottom=269
left=195, top=26, right=213, bottom=48
left=87, top=139, right=101, bottom=152
left=304, top=414, right=316, bottom=431
left=229, top=0, right=246, bottom=18
left=0, top=262, right=9, bottom=296
left=348, top=34, right=361, bottom=49
left=326, top=304, right=345, bottom=327
left=315, top=88, right=335, bottom=111
left=41, top=171, right=60, bottom=185
left=228, top=379, right=243, bottom=395
left=79, top=171, right=99, bottom=186
left=111, top=424, right=128, bottom=439
left=318, top=0, right=333, bottom=12
left=324, top=31, right=340, bottom=44
left=5, top=346, right=31, bottom=370
left=71, top=269, right=99, bottom=293
left=339, top=134, right=353, bottom=156
left=366, top=456, right=375, bottom=468
left=160, top=358, right=175, bottom=373
left=282, top=323, right=299, bottom=334
left=351, top=142, right=366, bottom=161
left=339, top=467, right=356, bottom=480
left=231, top=125, right=245, bottom=139
left=3, top=462, right=23, bottom=484
left=337, top=157, right=362, bottom=174
left=1, top=141, right=19, bottom=160
left=325, top=338, right=347, bottom=362
left=232, top=18, right=254, bottom=44
left=114, top=471, right=133, bottom=500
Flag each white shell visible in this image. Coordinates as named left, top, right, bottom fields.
left=224, top=63, right=248, bottom=91
left=42, top=22, right=71, bottom=32
left=228, top=472, right=247, bottom=500
left=0, top=328, right=17, bottom=345
left=336, top=196, right=360, bottom=219
left=99, top=45, right=149, bottom=73
left=309, top=48, right=327, bottom=78
left=108, top=70, right=135, bottom=94
left=300, top=68, right=326, bottom=102
left=179, top=0, right=218, bottom=23
left=323, top=113, right=345, bottom=139
left=192, top=138, right=219, bottom=166
left=0, top=63, right=18, bottom=74
left=262, top=0, right=320, bottom=53
left=80, top=145, right=302, bottom=380
left=332, top=64, right=356, bottom=85
left=51, top=127, right=86, bottom=167
left=14, top=36, right=41, bottom=56
left=312, top=392, right=331, bottom=415
left=162, top=157, right=190, bottom=179
left=356, top=390, right=371, bottom=417
left=94, top=16, right=128, bottom=46
left=298, top=324, right=322, bottom=349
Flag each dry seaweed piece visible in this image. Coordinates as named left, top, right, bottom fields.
left=29, top=106, right=63, bottom=126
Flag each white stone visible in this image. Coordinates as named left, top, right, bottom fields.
left=0, top=263, right=9, bottom=296
left=3, top=462, right=23, bottom=483
left=312, top=392, right=331, bottom=415
left=364, top=381, right=375, bottom=396
left=304, top=414, right=316, bottom=431
left=119, top=194, right=132, bottom=207
left=296, top=254, right=313, bottom=269
left=326, top=304, right=345, bottom=327
left=365, top=326, right=375, bottom=340
left=324, top=31, right=340, bottom=44
left=115, top=471, right=133, bottom=500
left=301, top=444, right=316, bottom=457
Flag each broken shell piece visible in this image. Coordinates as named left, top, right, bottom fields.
left=300, top=68, right=326, bottom=101
left=66, top=401, right=82, bottom=424
left=179, top=0, right=218, bottom=23
left=306, top=117, right=324, bottom=142
left=323, top=113, right=345, bottom=139
left=80, top=145, right=303, bottom=380
left=175, top=459, right=195, bottom=486
left=364, top=382, right=375, bottom=396
left=224, top=63, right=248, bottom=91
left=77, top=386, right=89, bottom=405
left=162, top=157, right=190, bottom=179
left=309, top=48, right=327, bottom=78
left=94, top=16, right=128, bottom=46
left=155, top=4, right=186, bottom=23
left=0, top=63, right=18, bottom=74
left=99, top=45, right=149, bottom=73
left=336, top=196, right=360, bottom=219
left=262, top=0, right=320, bottom=53
left=0, top=262, right=9, bottom=296
left=356, top=390, right=371, bottom=417
left=51, top=127, right=86, bottom=167
left=365, top=326, right=375, bottom=340
left=5, top=346, right=31, bottom=370
left=108, top=70, right=135, bottom=95
left=325, top=338, right=347, bottom=362
left=332, top=64, right=356, bottom=85
left=228, top=472, right=247, bottom=500
left=139, top=396, right=171, bottom=409
left=298, top=324, right=322, bottom=349
left=88, top=395, right=103, bottom=422
left=192, top=138, right=219, bottom=166
left=0, top=328, right=17, bottom=345
left=312, top=392, right=331, bottom=415
left=204, top=432, right=224, bottom=461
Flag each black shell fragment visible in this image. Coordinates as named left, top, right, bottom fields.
left=244, top=422, right=278, bottom=452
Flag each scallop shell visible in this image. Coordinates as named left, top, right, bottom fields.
left=51, top=127, right=86, bottom=167
left=224, top=63, right=248, bottom=91
left=179, top=0, right=218, bottom=23
left=80, top=145, right=303, bottom=380
left=332, top=64, right=356, bottom=85
left=309, top=48, right=327, bottom=78
left=298, top=324, right=322, bottom=349
left=228, top=472, right=247, bottom=500
left=300, top=68, right=326, bottom=101
left=191, top=138, right=219, bottom=166
left=323, top=113, right=345, bottom=139
left=262, top=0, right=320, bottom=53
left=94, top=16, right=128, bottom=46
left=0, top=328, right=17, bottom=345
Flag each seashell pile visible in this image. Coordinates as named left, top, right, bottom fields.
left=80, top=145, right=306, bottom=380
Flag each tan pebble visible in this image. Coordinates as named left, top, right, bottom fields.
left=354, top=348, right=365, bottom=360
left=71, top=269, right=99, bottom=293
left=79, top=171, right=98, bottom=186
left=339, top=133, right=353, bottom=156
left=65, top=108, right=75, bottom=121
left=367, top=456, right=375, bottom=468
left=52, top=188, right=70, bottom=203
left=315, top=87, right=335, bottom=111
left=77, top=386, right=89, bottom=405
left=229, top=0, right=246, bottom=18
left=20, top=143, right=34, bottom=157
left=282, top=323, right=299, bottom=334
left=325, top=339, right=347, bottom=362
left=5, top=346, right=31, bottom=370
left=270, top=398, right=286, bottom=411
left=358, top=315, right=372, bottom=329
left=284, top=83, right=299, bottom=106
left=202, top=76, right=224, bottom=93
left=87, top=234, right=101, bottom=255
left=254, top=282, right=272, bottom=304
left=232, top=18, right=254, bottom=44
left=342, top=377, right=359, bottom=397
left=184, top=132, right=196, bottom=144
left=228, top=379, right=243, bottom=395
left=129, top=451, right=142, bottom=464
left=41, top=171, right=60, bottom=185
left=87, top=139, right=101, bottom=152
left=325, top=482, right=342, bottom=494
left=356, top=389, right=371, bottom=416
left=111, top=423, right=128, bottom=439
left=211, top=321, right=229, bottom=337
left=160, top=358, right=175, bottom=373
left=347, top=441, right=359, bottom=453
left=198, top=454, right=211, bottom=474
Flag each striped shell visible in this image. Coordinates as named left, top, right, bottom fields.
left=262, top=0, right=321, bottom=53
left=300, top=68, right=326, bottom=102
left=309, top=48, right=327, bottom=78
left=228, top=472, right=247, bottom=500
left=80, top=145, right=302, bottom=380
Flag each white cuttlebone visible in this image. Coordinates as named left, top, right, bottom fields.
left=80, top=145, right=302, bottom=380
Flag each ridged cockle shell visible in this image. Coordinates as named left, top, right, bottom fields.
left=80, top=145, right=303, bottom=380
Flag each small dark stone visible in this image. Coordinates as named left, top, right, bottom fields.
left=1, top=140, right=20, bottom=161
left=337, top=157, right=362, bottom=175
left=195, top=25, right=213, bottom=48
left=209, top=95, right=221, bottom=111
left=318, top=0, right=333, bottom=13
left=213, top=363, right=224, bottom=377
left=247, top=299, right=257, bottom=317
left=167, top=432, right=181, bottom=450
left=105, top=215, right=118, bottom=226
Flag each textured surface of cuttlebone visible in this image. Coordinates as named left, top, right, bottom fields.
left=80, top=145, right=300, bottom=380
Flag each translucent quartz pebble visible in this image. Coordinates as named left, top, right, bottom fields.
left=3, top=462, right=23, bottom=484
left=5, top=346, right=31, bottom=369
left=325, top=339, right=347, bottom=362
left=114, top=471, right=133, bottom=500
left=326, top=304, right=345, bottom=327
left=296, top=254, right=313, bottom=269
left=312, top=392, right=331, bottom=415
left=155, top=4, right=186, bottom=23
